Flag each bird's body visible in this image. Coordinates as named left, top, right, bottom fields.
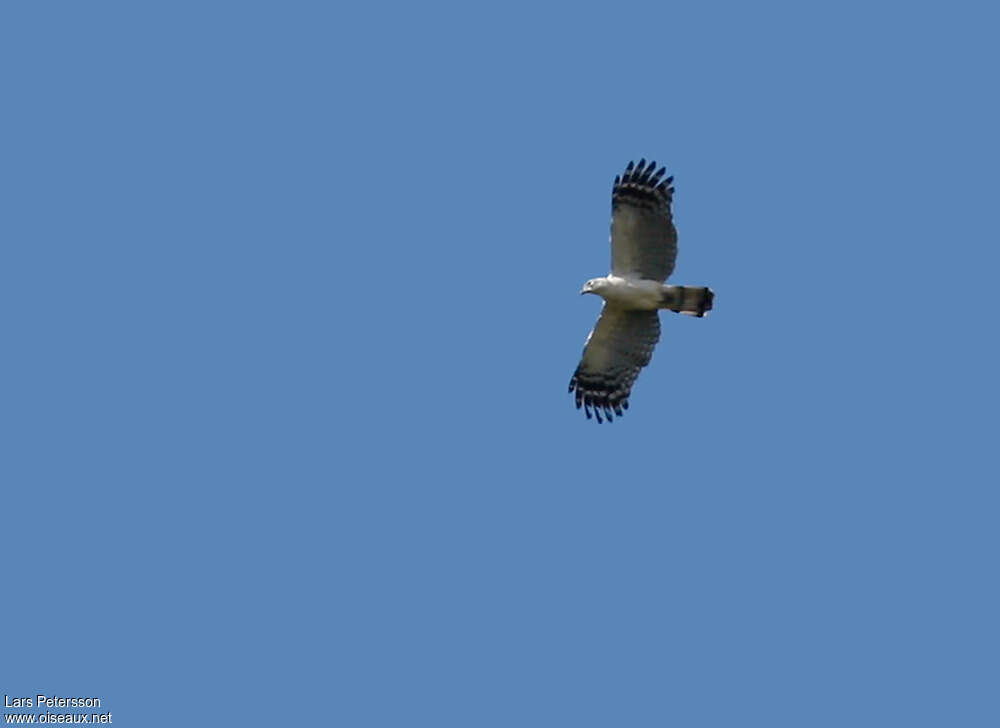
left=581, top=275, right=666, bottom=309
left=569, top=159, right=714, bottom=423
left=583, top=275, right=714, bottom=315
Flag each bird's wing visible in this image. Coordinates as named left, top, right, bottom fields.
left=610, top=158, right=677, bottom=281
left=568, top=306, right=660, bottom=422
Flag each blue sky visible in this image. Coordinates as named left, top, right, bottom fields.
left=2, top=2, right=998, bottom=726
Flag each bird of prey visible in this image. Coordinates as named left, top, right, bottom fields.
left=569, top=159, right=714, bottom=423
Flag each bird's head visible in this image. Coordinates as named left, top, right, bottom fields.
left=580, top=278, right=605, bottom=296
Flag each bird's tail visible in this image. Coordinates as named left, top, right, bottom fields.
left=660, top=286, right=714, bottom=317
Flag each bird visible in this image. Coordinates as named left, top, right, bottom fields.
left=569, top=159, right=714, bottom=423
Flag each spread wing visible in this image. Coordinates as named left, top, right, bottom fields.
left=610, top=159, right=677, bottom=281
left=568, top=307, right=660, bottom=423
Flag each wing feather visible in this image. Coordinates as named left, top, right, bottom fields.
left=568, top=307, right=660, bottom=423
left=610, top=158, right=677, bottom=281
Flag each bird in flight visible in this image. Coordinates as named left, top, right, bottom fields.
left=569, top=159, right=714, bottom=423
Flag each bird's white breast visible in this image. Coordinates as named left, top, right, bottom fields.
left=596, top=275, right=663, bottom=310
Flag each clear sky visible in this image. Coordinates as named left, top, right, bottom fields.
left=3, top=2, right=998, bottom=726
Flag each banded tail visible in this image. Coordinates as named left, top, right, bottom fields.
left=660, top=286, right=714, bottom=317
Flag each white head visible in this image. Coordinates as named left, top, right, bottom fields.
left=580, top=278, right=608, bottom=296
